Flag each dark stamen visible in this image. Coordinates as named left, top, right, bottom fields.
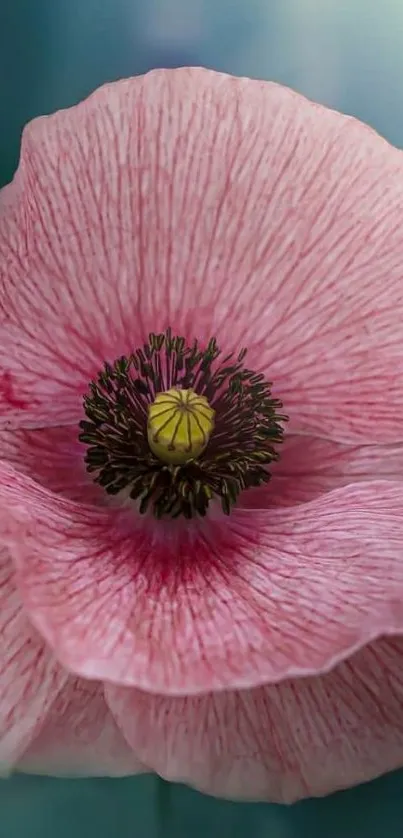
left=79, top=329, right=288, bottom=518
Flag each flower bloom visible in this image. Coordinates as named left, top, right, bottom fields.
left=1, top=67, right=403, bottom=803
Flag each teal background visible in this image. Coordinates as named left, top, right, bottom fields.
left=2, top=772, right=403, bottom=838
left=2, top=0, right=403, bottom=835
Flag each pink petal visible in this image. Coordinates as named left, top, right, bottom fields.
left=0, top=549, right=68, bottom=771
left=1, top=68, right=403, bottom=442
left=0, top=426, right=103, bottom=503
left=106, top=636, right=403, bottom=802
left=1, top=460, right=403, bottom=693
left=0, top=181, right=26, bottom=321
left=18, top=677, right=147, bottom=777
left=242, top=434, right=403, bottom=508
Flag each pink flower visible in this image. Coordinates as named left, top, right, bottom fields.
left=1, top=67, right=403, bottom=803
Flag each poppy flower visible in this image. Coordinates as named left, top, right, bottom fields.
left=1, top=67, right=403, bottom=802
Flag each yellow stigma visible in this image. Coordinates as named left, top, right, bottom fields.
left=147, top=388, right=215, bottom=465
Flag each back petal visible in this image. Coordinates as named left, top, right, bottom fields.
left=106, top=636, right=403, bottom=802
left=18, top=677, right=147, bottom=777
left=1, top=68, right=403, bottom=443
left=0, top=549, right=68, bottom=770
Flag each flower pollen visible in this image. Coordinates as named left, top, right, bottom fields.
left=79, top=328, right=287, bottom=519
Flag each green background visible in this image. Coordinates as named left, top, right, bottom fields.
left=2, top=772, right=403, bottom=838
left=2, top=1, right=403, bottom=835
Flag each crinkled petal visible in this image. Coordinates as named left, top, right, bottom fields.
left=0, top=549, right=68, bottom=771
left=0, top=69, right=403, bottom=442
left=106, top=636, right=403, bottom=802
left=1, top=461, right=403, bottom=694
left=242, top=434, right=403, bottom=508
left=2, top=426, right=402, bottom=512
left=18, top=677, right=147, bottom=777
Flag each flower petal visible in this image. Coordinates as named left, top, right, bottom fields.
left=106, top=636, right=403, bottom=802
left=0, top=426, right=103, bottom=503
left=242, top=434, right=403, bottom=508
left=0, top=549, right=68, bottom=771
left=1, top=460, right=403, bottom=693
left=0, top=181, right=26, bottom=321
left=1, top=68, right=403, bottom=442
left=18, top=677, right=147, bottom=777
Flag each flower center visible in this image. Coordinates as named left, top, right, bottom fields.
left=147, top=388, right=215, bottom=465
left=79, top=328, right=287, bottom=519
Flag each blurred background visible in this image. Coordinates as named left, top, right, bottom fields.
left=2, top=0, right=403, bottom=187
left=1, top=0, right=403, bottom=835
